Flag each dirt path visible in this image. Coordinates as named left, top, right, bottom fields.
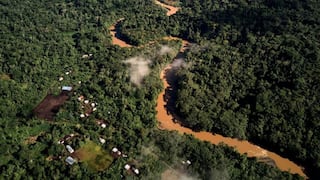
left=154, top=0, right=179, bottom=16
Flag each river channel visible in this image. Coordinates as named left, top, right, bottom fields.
left=109, top=1, right=306, bottom=178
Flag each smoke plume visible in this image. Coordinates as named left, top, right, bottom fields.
left=171, top=58, right=186, bottom=68
left=124, top=57, right=151, bottom=86
left=159, top=45, right=173, bottom=55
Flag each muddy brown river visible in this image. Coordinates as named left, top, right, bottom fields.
left=156, top=64, right=306, bottom=177
left=109, top=1, right=307, bottom=177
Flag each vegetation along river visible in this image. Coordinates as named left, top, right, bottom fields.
left=110, top=1, right=306, bottom=178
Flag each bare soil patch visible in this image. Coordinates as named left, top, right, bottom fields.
left=33, top=91, right=70, bottom=120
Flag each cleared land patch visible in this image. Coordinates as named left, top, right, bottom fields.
left=73, top=140, right=113, bottom=171
left=33, top=91, right=70, bottom=120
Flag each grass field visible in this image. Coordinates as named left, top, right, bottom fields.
left=73, top=140, right=113, bottom=171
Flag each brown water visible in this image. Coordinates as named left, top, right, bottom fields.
left=109, top=18, right=132, bottom=48
left=108, top=5, right=307, bottom=176
left=154, top=0, right=179, bottom=16
left=156, top=61, right=306, bottom=178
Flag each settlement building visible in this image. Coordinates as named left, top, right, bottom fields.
left=65, top=156, right=76, bottom=165
left=61, top=86, right=72, bottom=91
left=66, top=145, right=74, bottom=153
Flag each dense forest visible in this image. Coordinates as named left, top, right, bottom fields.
left=171, top=0, right=320, bottom=178
left=0, top=0, right=316, bottom=179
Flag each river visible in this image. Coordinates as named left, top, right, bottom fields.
left=156, top=62, right=306, bottom=178
left=109, top=1, right=307, bottom=178
left=154, top=0, right=179, bottom=16
left=109, top=18, right=132, bottom=48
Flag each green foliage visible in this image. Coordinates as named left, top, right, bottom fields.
left=173, top=0, right=320, bottom=178
left=0, top=0, right=317, bottom=179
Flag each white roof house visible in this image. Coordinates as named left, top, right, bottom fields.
left=99, top=137, right=106, bottom=144
left=66, top=156, right=76, bottom=165
left=66, top=145, right=74, bottom=153
left=82, top=54, right=89, bottom=58
left=112, top=147, right=118, bottom=153
left=134, top=168, right=140, bottom=175
left=61, top=86, right=72, bottom=91
left=124, top=164, right=131, bottom=170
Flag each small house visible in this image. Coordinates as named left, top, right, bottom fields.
left=134, top=169, right=139, bottom=175
left=124, top=164, right=131, bottom=170
left=99, top=137, right=106, bottom=144
left=132, top=167, right=140, bottom=175
left=66, top=156, right=76, bottom=165
left=82, top=54, right=89, bottom=58
left=112, top=147, right=118, bottom=153
left=66, top=145, right=74, bottom=153
left=61, top=86, right=72, bottom=91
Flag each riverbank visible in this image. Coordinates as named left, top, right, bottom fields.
left=109, top=18, right=132, bottom=48
left=108, top=1, right=307, bottom=177
left=154, top=0, right=179, bottom=16
left=156, top=63, right=306, bottom=178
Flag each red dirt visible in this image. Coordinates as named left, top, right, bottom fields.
left=33, top=91, right=70, bottom=120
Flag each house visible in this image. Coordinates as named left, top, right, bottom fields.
left=124, top=164, right=131, bottom=170
left=82, top=54, right=89, bottom=58
left=112, top=147, right=118, bottom=153
left=61, top=86, right=72, bottom=91
left=132, top=167, right=140, bottom=175
left=134, top=169, right=140, bottom=175
left=78, top=96, right=84, bottom=101
left=65, top=156, right=76, bottom=165
left=99, top=137, right=106, bottom=144
left=66, top=145, right=74, bottom=153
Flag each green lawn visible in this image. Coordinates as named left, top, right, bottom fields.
left=73, top=140, right=113, bottom=171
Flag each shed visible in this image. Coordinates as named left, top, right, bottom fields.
left=66, top=156, right=76, bottom=165
left=61, top=86, right=72, bottom=91
left=99, top=137, right=106, bottom=144
left=66, top=145, right=74, bottom=153
left=124, top=164, right=131, bottom=170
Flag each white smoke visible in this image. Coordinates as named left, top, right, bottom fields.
left=159, top=45, right=173, bottom=55
left=124, top=57, right=151, bottom=86
left=179, top=174, right=199, bottom=180
left=171, top=58, right=186, bottom=68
